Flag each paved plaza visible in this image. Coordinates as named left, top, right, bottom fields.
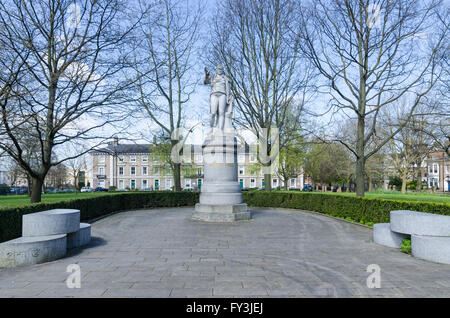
left=1, top=207, right=450, bottom=298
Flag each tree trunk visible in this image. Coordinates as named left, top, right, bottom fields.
left=173, top=162, right=181, bottom=191
left=26, top=174, right=32, bottom=197
left=417, top=168, right=422, bottom=191
left=355, top=156, right=365, bottom=197
left=368, top=176, right=373, bottom=192
left=401, top=173, right=407, bottom=194
left=31, top=177, right=43, bottom=203
left=264, top=173, right=272, bottom=191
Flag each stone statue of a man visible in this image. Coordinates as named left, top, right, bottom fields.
left=204, top=64, right=233, bottom=131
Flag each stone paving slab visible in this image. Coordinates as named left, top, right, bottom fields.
left=1, top=207, right=450, bottom=297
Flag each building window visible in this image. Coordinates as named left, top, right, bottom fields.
left=238, top=154, right=245, bottom=163
left=130, top=155, right=136, bottom=162
left=118, top=167, right=124, bottom=176
left=185, top=179, right=191, bottom=187
left=142, top=166, right=148, bottom=175
left=239, top=166, right=244, bottom=175
left=290, top=179, right=296, bottom=188
left=98, top=155, right=105, bottom=163
left=153, top=167, right=160, bottom=175
left=118, top=155, right=124, bottom=162
left=250, top=178, right=255, bottom=188
left=273, top=179, right=278, bottom=188
left=250, top=154, right=257, bottom=163
left=165, top=179, right=172, bottom=190
left=118, top=180, right=124, bottom=190
left=98, top=166, right=105, bottom=175
left=197, top=168, right=203, bottom=175
left=142, top=179, right=148, bottom=189
left=130, top=166, right=136, bottom=175
left=195, top=154, right=203, bottom=163
left=142, top=155, right=148, bottom=162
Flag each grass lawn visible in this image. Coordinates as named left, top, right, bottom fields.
left=0, top=192, right=117, bottom=209
left=302, top=190, right=450, bottom=204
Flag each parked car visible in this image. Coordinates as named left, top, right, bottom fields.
left=63, top=189, right=75, bottom=193
left=80, top=187, right=94, bottom=193
left=183, top=187, right=194, bottom=192
left=94, top=187, right=109, bottom=192
left=142, top=188, right=153, bottom=192
left=10, top=187, right=28, bottom=195
left=302, top=185, right=313, bottom=192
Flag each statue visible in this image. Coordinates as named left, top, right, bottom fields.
left=204, top=64, right=234, bottom=132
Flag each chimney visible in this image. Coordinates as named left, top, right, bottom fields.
left=113, top=136, right=119, bottom=146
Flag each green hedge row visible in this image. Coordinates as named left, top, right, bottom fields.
left=242, top=192, right=450, bottom=224
left=0, top=192, right=199, bottom=243
left=2, top=191, right=449, bottom=243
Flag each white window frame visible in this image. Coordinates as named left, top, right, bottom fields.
left=142, top=166, right=148, bottom=175
left=250, top=178, right=255, bottom=188
left=118, top=179, right=124, bottom=190
left=130, top=155, right=136, bottom=163
left=118, top=155, right=124, bottom=162
left=130, top=166, right=136, bottom=176
left=290, top=178, right=296, bottom=188
left=98, top=155, right=105, bottom=163
left=118, top=166, right=124, bottom=176
left=142, top=155, right=148, bottom=162
left=98, top=166, right=105, bottom=175
left=142, top=179, right=148, bottom=189
left=273, top=178, right=278, bottom=187
left=239, top=166, right=245, bottom=175
left=165, top=179, right=172, bottom=190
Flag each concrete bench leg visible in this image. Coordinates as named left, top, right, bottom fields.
left=373, top=223, right=409, bottom=248
left=412, top=235, right=450, bottom=265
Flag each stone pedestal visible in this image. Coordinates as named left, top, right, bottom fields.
left=192, top=131, right=251, bottom=222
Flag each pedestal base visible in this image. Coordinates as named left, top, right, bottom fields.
left=192, top=203, right=251, bottom=222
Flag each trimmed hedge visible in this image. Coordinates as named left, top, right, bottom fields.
left=1, top=191, right=449, bottom=243
left=242, top=192, right=450, bottom=224
left=0, top=192, right=199, bottom=243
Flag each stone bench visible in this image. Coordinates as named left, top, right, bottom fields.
left=23, top=209, right=80, bottom=236
left=67, top=223, right=91, bottom=249
left=0, top=235, right=67, bottom=268
left=373, top=210, right=450, bottom=264
left=0, top=209, right=92, bottom=268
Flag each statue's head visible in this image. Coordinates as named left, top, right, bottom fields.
left=216, top=64, right=224, bottom=75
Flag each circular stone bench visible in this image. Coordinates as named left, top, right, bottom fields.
left=373, top=223, right=409, bottom=248
left=374, top=210, right=450, bottom=265
left=390, top=210, right=450, bottom=236
left=22, top=209, right=80, bottom=237
left=411, top=235, right=450, bottom=264
left=67, top=223, right=91, bottom=249
left=0, top=234, right=67, bottom=268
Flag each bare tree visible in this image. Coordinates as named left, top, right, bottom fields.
left=0, top=0, right=140, bottom=202
left=297, top=0, right=447, bottom=197
left=131, top=0, right=203, bottom=192
left=66, top=154, right=86, bottom=193
left=211, top=0, right=315, bottom=191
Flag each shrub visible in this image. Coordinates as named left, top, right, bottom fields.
left=401, top=239, right=412, bottom=254
left=242, top=192, right=450, bottom=225
left=0, top=192, right=199, bottom=243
